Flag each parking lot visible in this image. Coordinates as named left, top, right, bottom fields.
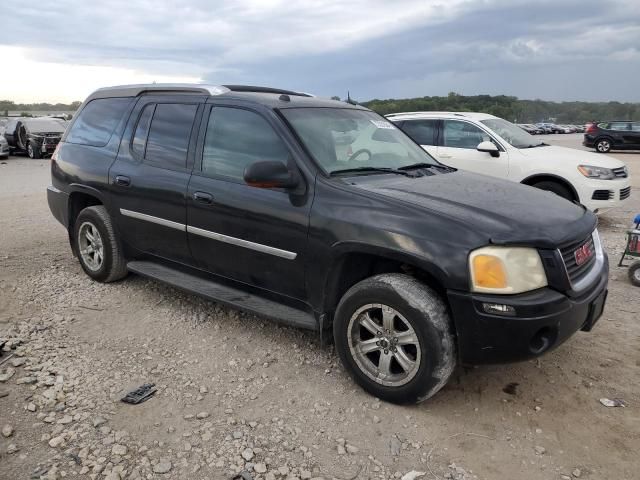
left=0, top=134, right=639, bottom=480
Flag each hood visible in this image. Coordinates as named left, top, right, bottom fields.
left=350, top=170, right=596, bottom=249
left=518, top=145, right=625, bottom=169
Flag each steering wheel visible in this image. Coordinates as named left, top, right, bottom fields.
left=348, top=148, right=372, bottom=163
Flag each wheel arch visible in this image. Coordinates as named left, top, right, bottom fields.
left=520, top=173, right=579, bottom=202
left=322, top=244, right=451, bottom=320
left=67, top=187, right=106, bottom=252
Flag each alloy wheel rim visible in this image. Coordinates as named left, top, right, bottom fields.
left=634, top=269, right=640, bottom=282
left=347, top=303, right=421, bottom=387
left=598, top=141, right=609, bottom=152
left=78, top=222, right=104, bottom=271
left=27, top=144, right=34, bottom=158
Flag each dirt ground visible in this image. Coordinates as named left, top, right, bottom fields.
left=1, top=134, right=639, bottom=480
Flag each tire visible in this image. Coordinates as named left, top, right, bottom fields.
left=531, top=180, right=574, bottom=202
left=629, top=261, right=640, bottom=287
left=74, top=205, right=128, bottom=283
left=26, top=142, right=41, bottom=159
left=595, top=138, right=612, bottom=153
left=333, top=273, right=456, bottom=404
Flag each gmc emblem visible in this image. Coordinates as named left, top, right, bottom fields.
left=574, top=243, right=594, bottom=266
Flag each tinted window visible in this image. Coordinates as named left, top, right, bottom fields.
left=66, top=97, right=131, bottom=146
left=400, top=120, right=437, bottom=145
left=131, top=104, right=155, bottom=158
left=631, top=123, right=640, bottom=132
left=609, top=122, right=630, bottom=131
left=145, top=104, right=198, bottom=170
left=202, top=107, right=289, bottom=180
left=442, top=120, right=489, bottom=149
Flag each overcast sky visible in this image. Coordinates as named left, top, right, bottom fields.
left=1, top=0, right=639, bottom=103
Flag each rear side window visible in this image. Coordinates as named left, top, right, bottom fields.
left=202, top=107, right=289, bottom=181
left=66, top=97, right=131, bottom=147
left=632, top=123, right=640, bottom=132
left=400, top=120, right=438, bottom=146
left=145, top=104, right=198, bottom=170
left=608, top=122, right=630, bottom=131
left=131, top=104, right=155, bottom=158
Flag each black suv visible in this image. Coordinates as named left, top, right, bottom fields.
left=584, top=121, right=640, bottom=153
left=48, top=84, right=608, bottom=404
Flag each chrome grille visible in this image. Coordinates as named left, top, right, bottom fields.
left=560, top=235, right=597, bottom=284
left=612, top=167, right=628, bottom=178
left=620, top=187, right=631, bottom=200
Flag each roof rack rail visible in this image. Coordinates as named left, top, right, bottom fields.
left=223, top=85, right=313, bottom=97
left=89, top=83, right=230, bottom=100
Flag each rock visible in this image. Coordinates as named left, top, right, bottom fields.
left=153, top=461, right=172, bottom=474
left=255, top=463, right=267, bottom=473
left=0, top=367, right=16, bottom=382
left=15, top=376, right=37, bottom=385
left=196, top=411, right=210, bottom=419
left=26, top=402, right=37, bottom=412
left=58, top=415, right=73, bottom=425
left=1, top=424, right=14, bottom=438
left=266, top=473, right=276, bottom=480
left=401, top=471, right=426, bottom=480
left=534, top=445, right=546, bottom=455
left=346, top=444, right=359, bottom=454
left=337, top=445, right=346, bottom=455
left=112, top=444, right=127, bottom=456
left=7, top=443, right=18, bottom=454
left=10, top=357, right=26, bottom=367
left=373, top=415, right=381, bottom=423
left=105, top=472, right=121, bottom=480
left=242, top=448, right=254, bottom=461
left=48, top=436, right=65, bottom=448
left=390, top=436, right=402, bottom=456
left=300, top=470, right=312, bottom=480
left=93, top=417, right=107, bottom=428
left=572, top=468, right=582, bottom=478
left=278, top=466, right=290, bottom=476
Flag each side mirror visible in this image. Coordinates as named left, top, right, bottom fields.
left=477, top=141, right=500, bottom=157
left=244, top=161, right=299, bottom=189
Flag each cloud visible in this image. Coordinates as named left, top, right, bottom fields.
left=1, top=0, right=639, bottom=102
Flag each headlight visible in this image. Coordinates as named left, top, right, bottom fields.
left=469, top=246, right=547, bottom=294
left=578, top=165, right=615, bottom=180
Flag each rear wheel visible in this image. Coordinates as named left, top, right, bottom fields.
left=531, top=180, right=574, bottom=202
left=74, top=205, right=128, bottom=283
left=629, top=261, right=640, bottom=287
left=333, top=273, right=456, bottom=404
left=595, top=138, right=611, bottom=153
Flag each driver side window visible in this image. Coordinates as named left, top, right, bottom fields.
left=442, top=120, right=489, bottom=149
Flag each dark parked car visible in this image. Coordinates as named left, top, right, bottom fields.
left=3, top=117, right=67, bottom=158
left=47, top=84, right=608, bottom=404
left=584, top=121, right=640, bottom=153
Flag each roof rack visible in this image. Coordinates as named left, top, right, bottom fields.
left=89, top=83, right=230, bottom=100
left=223, top=85, right=313, bottom=97
left=385, top=111, right=469, bottom=117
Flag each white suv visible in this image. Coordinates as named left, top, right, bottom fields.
left=386, top=112, right=630, bottom=213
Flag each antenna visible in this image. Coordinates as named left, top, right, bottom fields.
left=346, top=91, right=357, bottom=105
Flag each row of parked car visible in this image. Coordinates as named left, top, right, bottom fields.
left=0, top=116, right=69, bottom=159
left=517, top=123, right=586, bottom=134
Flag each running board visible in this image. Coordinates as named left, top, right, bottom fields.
left=127, top=261, right=317, bottom=330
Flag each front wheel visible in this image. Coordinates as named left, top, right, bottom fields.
left=595, top=138, right=611, bottom=153
left=27, top=142, right=41, bottom=159
left=74, top=205, right=128, bottom=282
left=333, top=274, right=456, bottom=404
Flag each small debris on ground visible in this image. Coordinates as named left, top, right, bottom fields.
left=121, top=383, right=157, bottom=404
left=503, top=382, right=519, bottom=395
left=599, top=398, right=626, bottom=407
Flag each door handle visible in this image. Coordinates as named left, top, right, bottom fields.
left=114, top=175, right=131, bottom=187
left=193, top=191, right=213, bottom=204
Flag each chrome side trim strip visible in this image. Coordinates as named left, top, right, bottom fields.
left=119, top=209, right=186, bottom=232
left=187, top=226, right=297, bottom=260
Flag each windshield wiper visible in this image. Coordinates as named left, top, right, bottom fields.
left=330, top=166, right=418, bottom=177
left=398, top=162, right=453, bottom=172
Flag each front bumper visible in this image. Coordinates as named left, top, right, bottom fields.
left=578, top=178, right=631, bottom=212
left=447, top=255, right=608, bottom=365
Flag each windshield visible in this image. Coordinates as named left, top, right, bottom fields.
left=481, top=118, right=544, bottom=149
left=280, top=108, right=439, bottom=175
left=23, top=118, right=67, bottom=133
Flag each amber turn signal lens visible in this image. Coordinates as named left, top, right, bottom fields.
left=472, top=255, right=507, bottom=289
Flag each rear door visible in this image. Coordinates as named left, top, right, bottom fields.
left=186, top=104, right=311, bottom=300
left=396, top=119, right=439, bottom=157
left=436, top=119, right=509, bottom=178
left=109, top=95, right=204, bottom=264
left=630, top=122, right=640, bottom=147
left=606, top=122, right=630, bottom=147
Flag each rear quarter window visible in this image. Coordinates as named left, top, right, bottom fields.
left=66, top=97, right=132, bottom=147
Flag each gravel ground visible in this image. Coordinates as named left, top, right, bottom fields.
left=1, top=136, right=639, bottom=480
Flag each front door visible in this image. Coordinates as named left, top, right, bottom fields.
left=109, top=95, right=203, bottom=264
left=187, top=105, right=311, bottom=300
left=436, top=119, right=509, bottom=178
left=396, top=118, right=439, bottom=158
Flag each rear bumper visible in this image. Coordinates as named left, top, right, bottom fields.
left=47, top=185, right=69, bottom=228
left=447, top=256, right=608, bottom=365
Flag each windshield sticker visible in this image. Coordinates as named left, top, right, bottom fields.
left=370, top=120, right=396, bottom=130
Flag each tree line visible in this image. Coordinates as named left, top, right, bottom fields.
left=360, top=92, right=640, bottom=124
left=0, top=100, right=81, bottom=117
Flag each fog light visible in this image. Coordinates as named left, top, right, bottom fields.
left=482, top=302, right=516, bottom=316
